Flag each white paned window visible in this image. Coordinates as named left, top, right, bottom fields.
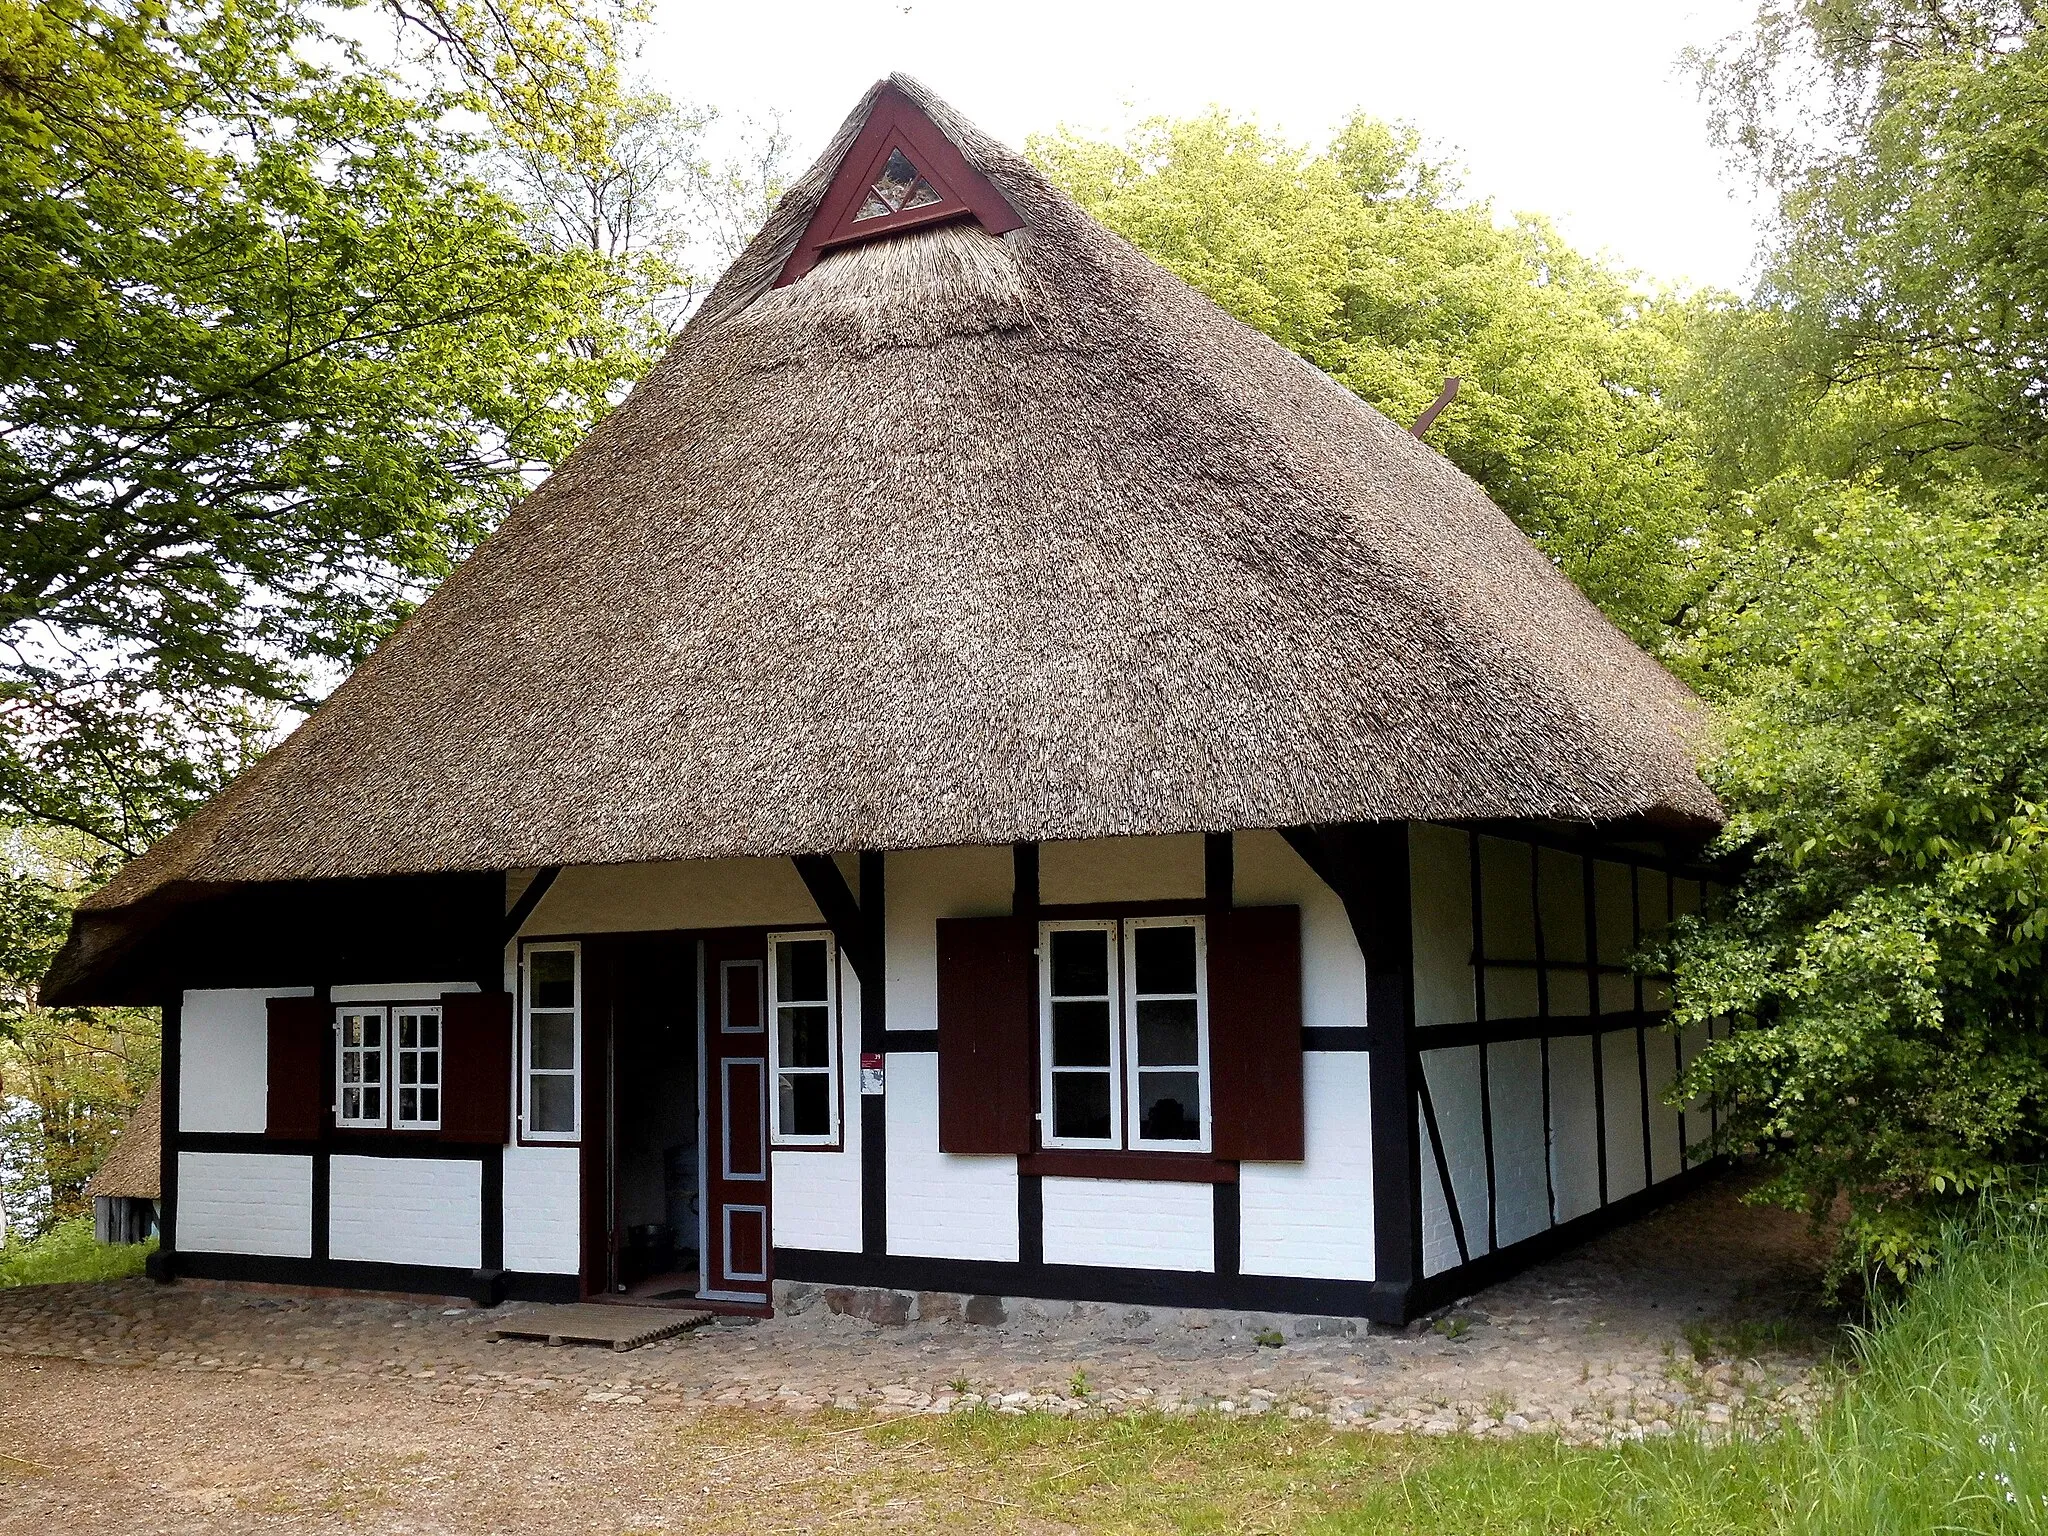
left=1038, top=917, right=1211, bottom=1153
left=336, top=1008, right=386, bottom=1128
left=523, top=942, right=581, bottom=1141
left=393, top=1006, right=443, bottom=1130
left=1040, top=920, right=1121, bottom=1149
left=768, top=930, right=838, bottom=1145
left=1124, top=917, right=1210, bottom=1152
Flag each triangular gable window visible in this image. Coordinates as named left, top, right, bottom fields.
left=774, top=85, right=1024, bottom=287
left=856, top=147, right=944, bottom=222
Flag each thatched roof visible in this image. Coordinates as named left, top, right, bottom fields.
left=85, top=1078, right=160, bottom=1201
left=59, top=77, right=1718, bottom=953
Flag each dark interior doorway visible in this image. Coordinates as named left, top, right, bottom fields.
left=603, top=935, right=701, bottom=1301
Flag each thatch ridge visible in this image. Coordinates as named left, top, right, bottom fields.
left=71, top=73, right=1718, bottom=926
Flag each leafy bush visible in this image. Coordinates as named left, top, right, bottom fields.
left=1671, top=482, right=2048, bottom=1281
left=0, top=1215, right=153, bottom=1287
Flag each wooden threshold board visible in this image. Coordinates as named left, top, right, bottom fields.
left=487, top=1303, right=714, bottom=1351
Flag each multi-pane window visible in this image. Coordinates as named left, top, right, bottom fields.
left=337, top=1009, right=385, bottom=1128
left=523, top=943, right=580, bottom=1140
left=393, top=1006, right=442, bottom=1131
left=769, top=931, right=838, bottom=1145
left=1043, top=921, right=1120, bottom=1146
left=1039, top=917, right=1210, bottom=1153
left=1125, top=919, right=1208, bottom=1149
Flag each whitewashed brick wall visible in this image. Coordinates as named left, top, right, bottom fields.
left=502, top=1144, right=580, bottom=1274
left=1239, top=1052, right=1374, bottom=1281
left=1422, top=1045, right=1491, bottom=1262
left=883, top=845, right=1012, bottom=1035
left=180, top=989, right=312, bottom=1134
left=329, top=1155, right=482, bottom=1269
left=770, top=951, right=863, bottom=1253
left=883, top=1052, right=1018, bottom=1262
left=1041, top=1177, right=1213, bottom=1272
left=1489, top=1038, right=1550, bottom=1246
left=1548, top=1036, right=1602, bottom=1222
left=1602, top=1029, right=1649, bottom=1200
left=177, top=1151, right=313, bottom=1257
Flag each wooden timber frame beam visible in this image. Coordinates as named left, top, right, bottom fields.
left=1282, top=823, right=1425, bottom=1318
left=791, top=854, right=879, bottom=985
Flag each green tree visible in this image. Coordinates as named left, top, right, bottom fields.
left=1, top=0, right=664, bottom=869
left=1669, top=1, right=2048, bottom=1278
left=1030, top=111, right=1711, bottom=645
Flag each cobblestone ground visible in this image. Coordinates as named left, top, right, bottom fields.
left=0, top=1177, right=1835, bottom=1451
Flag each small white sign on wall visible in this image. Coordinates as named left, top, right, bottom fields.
left=860, top=1052, right=884, bottom=1095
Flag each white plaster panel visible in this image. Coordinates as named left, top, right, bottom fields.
left=176, top=1151, right=313, bottom=1257
left=1477, top=838, right=1540, bottom=1018
left=328, top=1155, right=482, bottom=1269
left=1041, top=1178, right=1213, bottom=1272
left=1593, top=861, right=1636, bottom=965
left=1602, top=1029, right=1650, bottom=1200
left=1678, top=1020, right=1712, bottom=1168
left=1538, top=847, right=1589, bottom=966
left=1646, top=1026, right=1684, bottom=1185
left=884, top=1051, right=1019, bottom=1262
left=883, top=844, right=1012, bottom=1033
left=1408, top=823, right=1477, bottom=1028
left=1488, top=1038, right=1551, bottom=1246
left=1420, top=1110, right=1459, bottom=1277
left=1234, top=831, right=1366, bottom=1033
left=179, top=988, right=316, bottom=1135
left=771, top=950, right=863, bottom=1252
left=1239, top=1052, right=1374, bottom=1280
left=522, top=858, right=821, bottom=936
left=1546, top=1036, right=1601, bottom=1222
left=1040, top=835, right=1204, bottom=905
left=503, top=1144, right=581, bottom=1273
left=1638, top=867, right=1672, bottom=940
left=330, top=982, right=480, bottom=1002
left=1421, top=1045, right=1490, bottom=1259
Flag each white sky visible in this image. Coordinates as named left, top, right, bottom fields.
left=641, top=0, right=1771, bottom=293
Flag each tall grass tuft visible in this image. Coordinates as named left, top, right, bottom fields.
left=1322, top=1190, right=2048, bottom=1534
left=1793, top=1191, right=2048, bottom=1534
left=0, top=1216, right=155, bottom=1288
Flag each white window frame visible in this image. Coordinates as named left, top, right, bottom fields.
left=392, top=1004, right=444, bottom=1132
left=521, top=940, right=582, bottom=1143
left=767, top=929, right=839, bottom=1147
left=1038, top=918, right=1123, bottom=1150
left=1122, top=915, right=1212, bottom=1154
left=335, top=1006, right=388, bottom=1129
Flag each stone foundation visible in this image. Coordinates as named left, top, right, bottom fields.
left=771, top=1280, right=1387, bottom=1339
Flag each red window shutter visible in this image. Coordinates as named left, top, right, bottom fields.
left=266, top=996, right=329, bottom=1140
left=439, top=991, right=513, bottom=1145
left=936, top=916, right=1035, bottom=1154
left=1209, top=905, right=1305, bottom=1161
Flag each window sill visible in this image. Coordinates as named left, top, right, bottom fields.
left=1021, top=1150, right=1236, bottom=1184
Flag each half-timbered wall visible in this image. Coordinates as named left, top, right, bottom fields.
left=154, top=827, right=1717, bottom=1320
left=1408, top=825, right=1721, bottom=1281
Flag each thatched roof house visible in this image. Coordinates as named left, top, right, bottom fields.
left=50, top=79, right=1723, bottom=1323
left=86, top=1079, right=160, bottom=1245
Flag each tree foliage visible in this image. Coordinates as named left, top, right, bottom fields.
left=1030, top=112, right=1710, bottom=645
left=1668, top=1, right=2048, bottom=1278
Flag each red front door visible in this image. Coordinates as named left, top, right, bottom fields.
left=699, top=931, right=771, bottom=1302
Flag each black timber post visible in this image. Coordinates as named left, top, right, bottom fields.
left=859, top=850, right=887, bottom=1257
left=148, top=992, right=182, bottom=1281
left=1283, top=822, right=1420, bottom=1322
left=1013, top=842, right=1043, bottom=1271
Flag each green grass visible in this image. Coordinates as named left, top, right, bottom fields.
left=807, top=1193, right=2048, bottom=1533
left=0, top=1216, right=155, bottom=1287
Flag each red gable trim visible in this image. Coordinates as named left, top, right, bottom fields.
left=773, top=85, right=1024, bottom=288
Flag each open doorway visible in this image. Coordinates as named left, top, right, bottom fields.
left=603, top=934, right=702, bottom=1302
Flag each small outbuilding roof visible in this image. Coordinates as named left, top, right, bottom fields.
left=85, top=1078, right=160, bottom=1202
left=61, top=77, right=1718, bottom=948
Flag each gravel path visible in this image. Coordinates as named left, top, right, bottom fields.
left=0, top=1175, right=1835, bottom=1472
